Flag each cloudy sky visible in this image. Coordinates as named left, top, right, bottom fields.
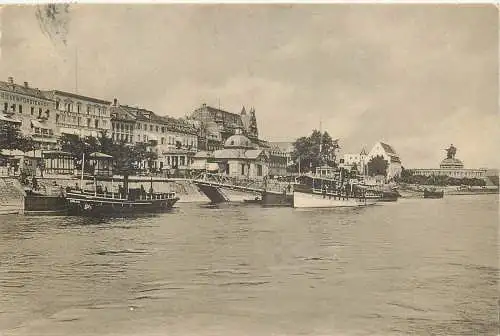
left=0, top=4, right=498, bottom=168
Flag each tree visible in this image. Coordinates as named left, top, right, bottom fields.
left=0, top=123, right=36, bottom=152
left=367, top=155, right=388, bottom=177
left=291, top=130, right=339, bottom=173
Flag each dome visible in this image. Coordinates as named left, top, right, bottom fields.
left=440, top=157, right=464, bottom=169
left=224, top=133, right=254, bottom=149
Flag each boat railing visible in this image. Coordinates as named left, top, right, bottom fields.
left=66, top=189, right=177, bottom=200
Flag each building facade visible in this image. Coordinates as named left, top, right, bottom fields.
left=342, top=148, right=368, bottom=175
left=110, top=100, right=136, bottom=144
left=192, top=128, right=269, bottom=179
left=0, top=77, right=58, bottom=150
left=267, top=141, right=294, bottom=176
left=368, top=142, right=402, bottom=179
left=45, top=90, right=111, bottom=138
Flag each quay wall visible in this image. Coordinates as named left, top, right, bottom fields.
left=0, top=177, right=25, bottom=215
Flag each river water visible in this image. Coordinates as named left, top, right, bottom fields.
left=0, top=195, right=498, bottom=336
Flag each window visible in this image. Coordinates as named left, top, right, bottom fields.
left=150, top=125, right=153, bottom=131
left=95, top=119, right=99, bottom=129
left=78, top=117, right=81, bottom=125
left=3, top=102, right=7, bottom=112
left=31, top=107, right=34, bottom=115
left=77, top=103, right=81, bottom=113
left=38, top=108, right=42, bottom=118
left=55, top=114, right=60, bottom=123
left=18, top=104, right=22, bottom=114
left=87, top=118, right=91, bottom=127
left=55, top=100, right=60, bottom=110
left=241, top=164, right=245, bottom=175
left=46, top=110, right=50, bottom=118
left=161, top=137, right=165, bottom=145
left=87, top=106, right=91, bottom=114
left=156, top=126, right=159, bottom=132
left=161, top=127, right=165, bottom=133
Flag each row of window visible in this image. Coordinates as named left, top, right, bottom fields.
left=55, top=114, right=107, bottom=129
left=55, top=100, right=107, bottom=116
left=3, top=102, right=50, bottom=119
left=0, top=92, right=51, bottom=106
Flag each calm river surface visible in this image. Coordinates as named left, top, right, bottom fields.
left=0, top=195, right=498, bottom=336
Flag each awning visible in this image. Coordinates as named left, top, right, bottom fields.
left=59, top=127, right=80, bottom=135
left=31, top=120, right=51, bottom=130
left=0, top=114, right=21, bottom=123
left=89, top=152, right=113, bottom=159
left=42, top=151, right=74, bottom=158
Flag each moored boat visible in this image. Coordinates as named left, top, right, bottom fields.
left=293, top=172, right=375, bottom=208
left=65, top=188, right=179, bottom=216
left=423, top=188, right=444, bottom=199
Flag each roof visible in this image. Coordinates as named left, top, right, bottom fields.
left=268, top=141, right=294, bottom=152
left=0, top=80, right=52, bottom=101
left=46, top=90, right=110, bottom=105
left=212, top=148, right=266, bottom=160
left=194, top=151, right=213, bottom=158
left=379, top=142, right=397, bottom=155
left=224, top=133, right=254, bottom=149
left=89, top=152, right=113, bottom=158
left=360, top=148, right=367, bottom=155
left=110, top=105, right=136, bottom=122
left=245, top=149, right=265, bottom=159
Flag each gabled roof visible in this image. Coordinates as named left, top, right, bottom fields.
left=380, top=142, right=397, bottom=155
left=0, top=81, right=52, bottom=101
left=268, top=141, right=294, bottom=152
left=110, top=105, right=136, bottom=122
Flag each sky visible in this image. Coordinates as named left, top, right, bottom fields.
left=0, top=4, right=498, bottom=169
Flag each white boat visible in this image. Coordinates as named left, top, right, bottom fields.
left=292, top=171, right=375, bottom=208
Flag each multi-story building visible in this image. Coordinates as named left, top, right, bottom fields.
left=342, top=148, right=368, bottom=175
left=44, top=90, right=111, bottom=137
left=110, top=99, right=136, bottom=144
left=115, top=102, right=198, bottom=171
left=188, top=103, right=262, bottom=151
left=0, top=77, right=57, bottom=150
left=267, top=141, right=294, bottom=176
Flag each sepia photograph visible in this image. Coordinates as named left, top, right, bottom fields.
left=0, top=2, right=498, bottom=335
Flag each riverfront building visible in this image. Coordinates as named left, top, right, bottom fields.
left=192, top=128, right=269, bottom=178
left=342, top=148, right=368, bottom=175
left=44, top=90, right=111, bottom=138
left=267, top=141, right=294, bottom=176
left=0, top=77, right=58, bottom=150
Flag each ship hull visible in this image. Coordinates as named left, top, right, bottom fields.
left=65, top=193, right=179, bottom=216
left=293, top=191, right=374, bottom=208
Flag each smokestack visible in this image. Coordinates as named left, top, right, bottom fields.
left=7, top=77, right=13, bottom=84
left=113, top=98, right=118, bottom=106
left=23, top=82, right=28, bottom=88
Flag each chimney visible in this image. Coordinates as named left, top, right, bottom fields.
left=7, top=77, right=13, bottom=84
left=23, top=82, right=29, bottom=88
left=113, top=98, right=118, bottom=106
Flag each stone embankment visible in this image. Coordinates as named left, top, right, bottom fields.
left=0, top=177, right=25, bottom=215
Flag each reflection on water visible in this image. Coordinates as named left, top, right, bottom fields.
left=0, top=195, right=498, bottom=336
